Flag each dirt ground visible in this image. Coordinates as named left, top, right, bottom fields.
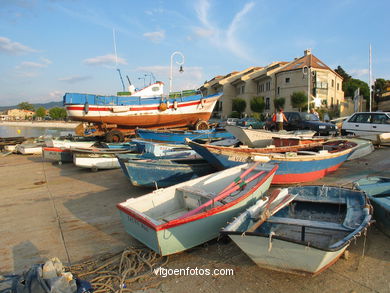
left=0, top=146, right=389, bottom=292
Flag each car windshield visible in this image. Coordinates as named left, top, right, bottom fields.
left=300, top=113, right=319, bottom=121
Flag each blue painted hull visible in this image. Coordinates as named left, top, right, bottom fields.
left=188, top=140, right=353, bottom=184
left=136, top=128, right=233, bottom=144
left=354, top=177, right=390, bottom=237
left=118, top=156, right=216, bottom=188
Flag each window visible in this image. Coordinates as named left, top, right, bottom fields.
left=350, top=113, right=371, bottom=123
left=258, top=83, right=264, bottom=93
left=285, top=77, right=290, bottom=83
left=337, top=83, right=340, bottom=90
left=266, top=81, right=271, bottom=91
left=331, top=97, right=334, bottom=106
left=277, top=87, right=280, bottom=95
left=331, top=80, right=334, bottom=87
left=237, top=85, right=245, bottom=95
left=265, top=97, right=270, bottom=110
left=371, top=114, right=390, bottom=124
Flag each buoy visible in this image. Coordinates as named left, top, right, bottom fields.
left=17, top=129, right=21, bottom=134
left=159, top=102, right=168, bottom=111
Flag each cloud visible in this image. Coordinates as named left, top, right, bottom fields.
left=16, top=58, right=52, bottom=69
left=349, top=68, right=369, bottom=77
left=137, top=65, right=204, bottom=92
left=83, top=54, right=127, bottom=66
left=193, top=0, right=255, bottom=61
left=0, top=36, right=37, bottom=55
left=143, top=30, right=165, bottom=43
left=58, top=75, right=92, bottom=84
left=49, top=90, right=63, bottom=100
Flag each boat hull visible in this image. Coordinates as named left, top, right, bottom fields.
left=43, top=147, right=73, bottom=163
left=228, top=234, right=346, bottom=275
left=119, top=159, right=216, bottom=188
left=117, top=164, right=277, bottom=255
left=73, top=154, right=120, bottom=169
left=187, top=140, right=354, bottom=184
left=65, top=94, right=220, bottom=129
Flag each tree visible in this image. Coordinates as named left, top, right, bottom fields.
left=18, top=102, right=35, bottom=111
left=250, top=96, right=265, bottom=119
left=35, top=107, right=46, bottom=118
left=49, top=107, right=67, bottom=120
left=290, top=92, right=307, bottom=111
left=344, top=78, right=370, bottom=101
left=334, top=66, right=351, bottom=81
left=232, top=98, right=246, bottom=118
left=273, top=98, right=285, bottom=111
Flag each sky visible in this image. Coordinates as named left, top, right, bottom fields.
left=0, top=0, right=389, bottom=106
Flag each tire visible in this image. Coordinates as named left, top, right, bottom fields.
left=194, top=120, right=209, bottom=130
left=105, top=130, right=125, bottom=143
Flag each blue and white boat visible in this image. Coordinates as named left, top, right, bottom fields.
left=116, top=154, right=216, bottom=188
left=133, top=139, right=197, bottom=157
left=354, top=177, right=390, bottom=237
left=117, top=163, right=278, bottom=256
left=186, top=139, right=357, bottom=184
left=222, top=186, right=372, bottom=275
left=136, top=128, right=233, bottom=144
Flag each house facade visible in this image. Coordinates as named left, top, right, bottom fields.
left=5, top=109, right=35, bottom=120
left=201, top=50, right=344, bottom=118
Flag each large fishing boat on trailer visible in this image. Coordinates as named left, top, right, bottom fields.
left=63, top=81, right=221, bottom=142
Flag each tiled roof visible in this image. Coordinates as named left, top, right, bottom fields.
left=278, top=54, right=342, bottom=79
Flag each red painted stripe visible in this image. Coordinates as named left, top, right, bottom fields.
left=43, top=147, right=70, bottom=153
left=117, top=165, right=278, bottom=231
left=272, top=162, right=344, bottom=184
left=66, top=100, right=205, bottom=112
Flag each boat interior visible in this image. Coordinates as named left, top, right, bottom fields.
left=119, top=164, right=273, bottom=225
left=241, top=186, right=367, bottom=250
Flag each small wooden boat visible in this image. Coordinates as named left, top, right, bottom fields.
left=225, top=126, right=315, bottom=147
left=378, top=133, right=390, bottom=146
left=222, top=185, right=372, bottom=275
left=16, top=143, right=43, bottom=155
left=0, top=136, right=26, bottom=150
left=187, top=139, right=357, bottom=184
left=340, top=138, right=374, bottom=161
left=117, top=154, right=216, bottom=188
left=43, top=147, right=73, bottom=163
left=136, top=128, right=233, bottom=144
left=44, top=136, right=97, bottom=149
left=354, top=177, right=390, bottom=237
left=72, top=147, right=134, bottom=170
left=117, top=163, right=278, bottom=255
left=133, top=139, right=197, bottom=157
left=99, top=141, right=138, bottom=151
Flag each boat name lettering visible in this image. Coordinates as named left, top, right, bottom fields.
left=127, top=215, right=150, bottom=232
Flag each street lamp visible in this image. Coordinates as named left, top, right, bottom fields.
left=169, top=51, right=185, bottom=93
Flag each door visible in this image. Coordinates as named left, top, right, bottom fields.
left=370, top=113, right=390, bottom=134
left=345, top=113, right=372, bottom=135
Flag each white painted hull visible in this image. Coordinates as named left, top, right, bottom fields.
left=4, top=145, right=17, bottom=152
left=45, top=138, right=96, bottom=149
left=225, top=126, right=315, bottom=147
left=73, top=155, right=120, bottom=169
left=229, top=234, right=346, bottom=275
left=18, top=145, right=43, bottom=155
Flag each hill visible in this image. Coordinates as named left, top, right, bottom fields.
left=0, top=101, right=63, bottom=111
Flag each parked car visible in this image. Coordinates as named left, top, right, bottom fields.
left=218, top=118, right=239, bottom=127
left=341, top=112, right=390, bottom=137
left=237, top=117, right=264, bottom=129
left=265, top=112, right=337, bottom=135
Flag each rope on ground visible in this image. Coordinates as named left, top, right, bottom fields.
left=67, top=247, right=168, bottom=293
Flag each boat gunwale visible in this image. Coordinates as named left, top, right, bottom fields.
left=117, top=164, right=278, bottom=231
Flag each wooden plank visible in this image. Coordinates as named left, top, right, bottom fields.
left=267, top=216, right=353, bottom=232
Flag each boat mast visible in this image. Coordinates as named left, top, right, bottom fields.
left=113, top=28, right=125, bottom=92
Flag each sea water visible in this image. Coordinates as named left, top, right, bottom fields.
left=0, top=125, right=75, bottom=138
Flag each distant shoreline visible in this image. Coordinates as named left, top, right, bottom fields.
left=0, top=121, right=79, bottom=128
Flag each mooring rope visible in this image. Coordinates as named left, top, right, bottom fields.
left=67, top=247, right=168, bottom=293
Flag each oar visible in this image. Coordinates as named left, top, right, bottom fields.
left=246, top=192, right=296, bottom=233
left=218, top=161, right=261, bottom=195
left=178, top=169, right=266, bottom=219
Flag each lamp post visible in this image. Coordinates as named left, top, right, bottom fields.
left=303, top=66, right=311, bottom=113
left=169, top=51, right=185, bottom=93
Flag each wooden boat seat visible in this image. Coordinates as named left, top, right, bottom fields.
left=267, top=216, right=354, bottom=232
left=177, top=186, right=226, bottom=205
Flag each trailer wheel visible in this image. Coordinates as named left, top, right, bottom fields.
left=194, top=120, right=209, bottom=130
left=105, top=130, right=125, bottom=143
